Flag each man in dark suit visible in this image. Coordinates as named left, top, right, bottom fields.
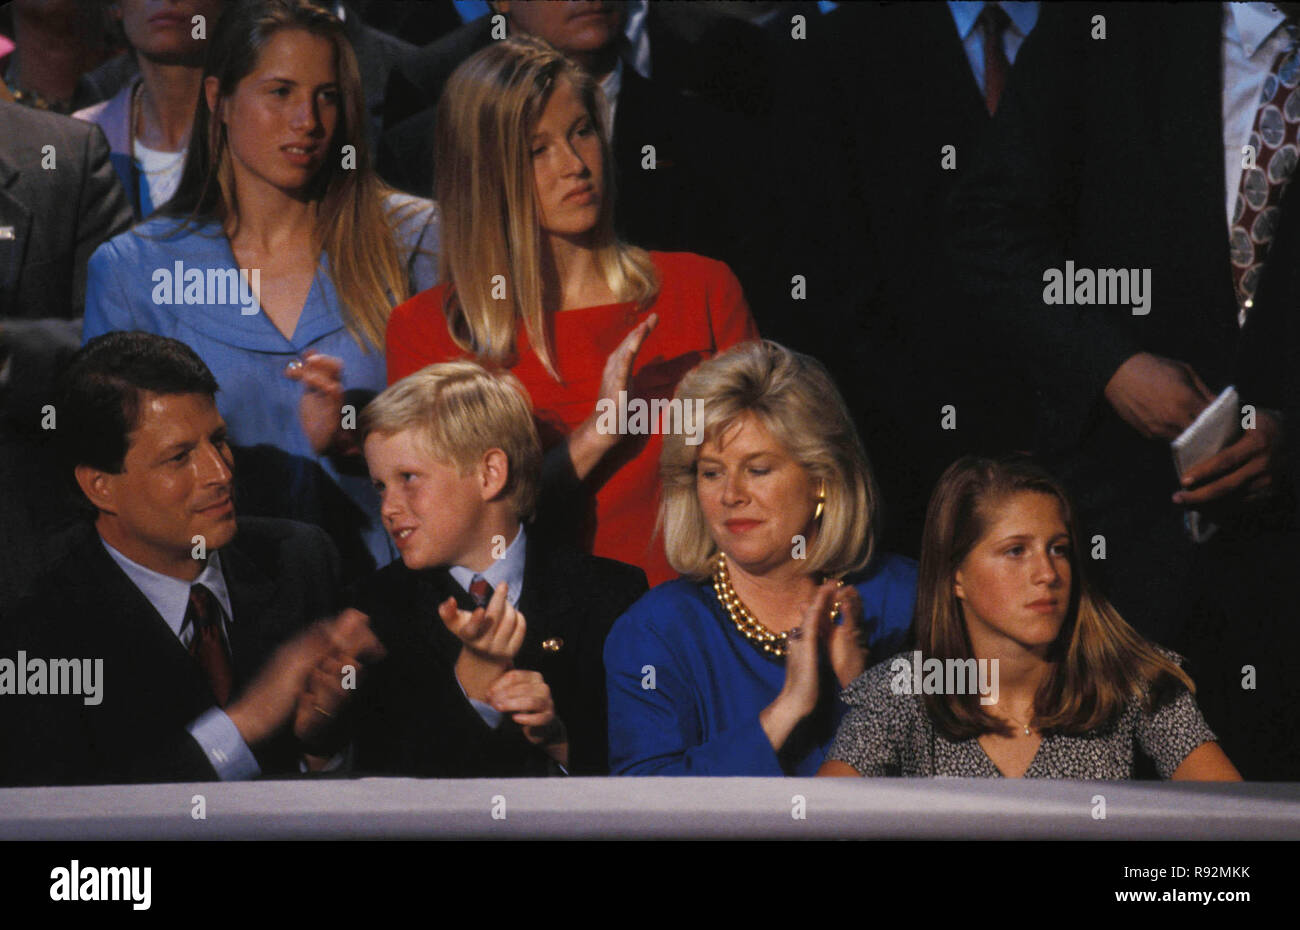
left=0, top=100, right=130, bottom=324
left=0, top=101, right=131, bottom=614
left=317, top=360, right=647, bottom=776
left=1, top=101, right=131, bottom=417
left=375, top=1, right=758, bottom=297
left=770, top=1, right=1040, bottom=558
left=0, top=332, right=375, bottom=786
left=946, top=2, right=1300, bottom=778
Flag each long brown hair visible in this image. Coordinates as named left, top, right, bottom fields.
left=160, top=0, right=419, bottom=350
left=434, top=35, right=657, bottom=380
left=916, top=455, right=1195, bottom=740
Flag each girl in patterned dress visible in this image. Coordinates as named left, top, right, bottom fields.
left=820, top=456, right=1241, bottom=780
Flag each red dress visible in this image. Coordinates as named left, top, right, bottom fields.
left=386, top=252, right=760, bottom=584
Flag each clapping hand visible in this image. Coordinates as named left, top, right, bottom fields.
left=826, top=584, right=868, bottom=689
left=292, top=609, right=385, bottom=754
left=760, top=581, right=841, bottom=753
left=486, top=669, right=568, bottom=766
left=441, top=582, right=528, bottom=701
left=566, top=313, right=659, bottom=479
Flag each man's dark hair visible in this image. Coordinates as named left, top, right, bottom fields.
left=57, top=331, right=220, bottom=474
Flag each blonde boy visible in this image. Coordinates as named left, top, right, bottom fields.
left=326, top=361, right=646, bottom=776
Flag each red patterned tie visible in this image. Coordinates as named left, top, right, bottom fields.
left=980, top=3, right=1011, bottom=116
left=185, top=583, right=233, bottom=707
left=468, top=576, right=491, bottom=608
left=1231, top=22, right=1300, bottom=327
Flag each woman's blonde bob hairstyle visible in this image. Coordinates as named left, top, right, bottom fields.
left=916, top=455, right=1196, bottom=741
left=434, top=35, right=658, bottom=380
left=359, top=360, right=542, bottom=521
left=659, top=340, right=880, bottom=580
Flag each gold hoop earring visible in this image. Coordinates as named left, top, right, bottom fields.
left=813, top=481, right=826, bottom=521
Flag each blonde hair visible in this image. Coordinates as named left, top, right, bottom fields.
left=915, top=455, right=1196, bottom=740
left=162, top=0, right=421, bottom=351
left=434, top=35, right=658, bottom=379
left=360, top=360, right=542, bottom=520
left=659, top=340, right=880, bottom=579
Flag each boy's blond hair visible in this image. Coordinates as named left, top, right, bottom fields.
left=361, top=360, right=542, bottom=520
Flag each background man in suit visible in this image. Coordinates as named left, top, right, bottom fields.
left=0, top=99, right=131, bottom=357
left=947, top=2, right=1300, bottom=778
left=0, top=331, right=378, bottom=785
left=0, top=99, right=132, bottom=615
left=322, top=361, right=647, bottom=776
left=771, top=1, right=1040, bottom=559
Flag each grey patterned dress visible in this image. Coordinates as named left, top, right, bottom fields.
left=827, top=651, right=1218, bottom=778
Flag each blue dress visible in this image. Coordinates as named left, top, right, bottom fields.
left=605, top=553, right=918, bottom=775
left=82, top=194, right=439, bottom=573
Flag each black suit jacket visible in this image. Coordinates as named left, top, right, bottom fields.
left=337, top=0, right=418, bottom=154
left=771, top=1, right=1033, bottom=556
left=948, top=3, right=1286, bottom=481
left=0, top=101, right=131, bottom=322
left=641, top=2, right=774, bottom=121
left=0, top=102, right=132, bottom=439
left=378, top=13, right=492, bottom=134
left=346, top=537, right=647, bottom=777
left=0, top=518, right=341, bottom=786
left=943, top=3, right=1300, bottom=646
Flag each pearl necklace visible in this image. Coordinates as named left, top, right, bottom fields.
left=711, top=552, right=790, bottom=658
left=710, top=553, right=843, bottom=659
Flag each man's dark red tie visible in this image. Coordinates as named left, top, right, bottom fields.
left=468, top=576, right=491, bottom=608
left=981, top=3, right=1011, bottom=116
left=185, top=583, right=233, bottom=707
left=1230, top=21, right=1300, bottom=327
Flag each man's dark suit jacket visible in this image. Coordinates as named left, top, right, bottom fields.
left=375, top=17, right=758, bottom=290
left=0, top=106, right=130, bottom=617
left=946, top=4, right=1294, bottom=583
left=0, top=101, right=131, bottom=323
left=771, top=1, right=1035, bottom=557
left=337, top=0, right=418, bottom=154
left=346, top=537, right=648, bottom=777
left=0, top=517, right=341, bottom=786
left=0, top=101, right=132, bottom=443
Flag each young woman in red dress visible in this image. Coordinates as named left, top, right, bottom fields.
left=385, top=37, right=758, bottom=584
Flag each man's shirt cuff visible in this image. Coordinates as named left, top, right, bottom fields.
left=187, top=708, right=261, bottom=780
